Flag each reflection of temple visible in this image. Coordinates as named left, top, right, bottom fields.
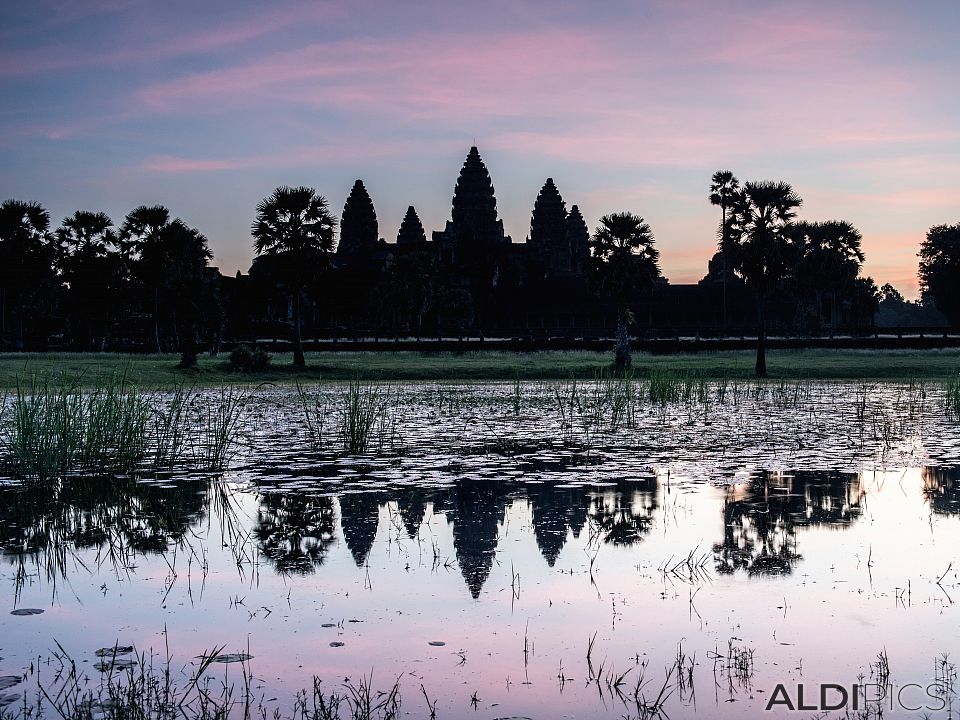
left=444, top=481, right=512, bottom=599
left=338, top=493, right=382, bottom=566
left=922, top=467, right=960, bottom=515
left=714, top=471, right=864, bottom=575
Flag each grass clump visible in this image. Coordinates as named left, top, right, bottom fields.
left=0, top=373, right=248, bottom=479
left=340, top=380, right=394, bottom=454
left=2, top=373, right=151, bottom=479
left=946, top=374, right=960, bottom=420
left=228, top=344, right=272, bottom=373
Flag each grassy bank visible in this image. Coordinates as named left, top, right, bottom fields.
left=0, top=348, right=958, bottom=388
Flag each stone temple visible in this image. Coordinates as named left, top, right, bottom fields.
left=232, top=146, right=865, bottom=339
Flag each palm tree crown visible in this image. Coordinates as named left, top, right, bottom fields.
left=589, top=212, right=660, bottom=300
left=252, top=186, right=336, bottom=265
left=722, top=181, right=802, bottom=292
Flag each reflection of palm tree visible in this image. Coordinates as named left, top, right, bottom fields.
left=252, top=187, right=336, bottom=367
left=722, top=182, right=802, bottom=377
left=713, top=471, right=862, bottom=575
left=255, top=493, right=336, bottom=574
left=709, top=171, right=740, bottom=331
left=1, top=476, right=209, bottom=595
left=588, top=213, right=661, bottom=370
left=922, top=467, right=960, bottom=515
left=338, top=493, right=381, bottom=566
left=587, top=487, right=657, bottom=546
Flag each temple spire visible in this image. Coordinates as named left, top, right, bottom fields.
left=337, top=180, right=378, bottom=258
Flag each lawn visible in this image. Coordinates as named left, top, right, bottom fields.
left=0, top=348, right=957, bottom=388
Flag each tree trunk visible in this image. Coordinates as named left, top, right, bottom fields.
left=755, top=292, right=767, bottom=378
left=292, top=290, right=305, bottom=367
left=153, top=288, right=162, bottom=354
left=613, top=311, right=632, bottom=371
left=177, top=326, right=199, bottom=369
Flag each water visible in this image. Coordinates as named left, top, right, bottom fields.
left=1, top=380, right=959, bottom=718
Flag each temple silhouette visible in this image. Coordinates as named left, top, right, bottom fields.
left=229, top=146, right=872, bottom=343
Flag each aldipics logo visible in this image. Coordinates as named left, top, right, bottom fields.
left=764, top=683, right=954, bottom=713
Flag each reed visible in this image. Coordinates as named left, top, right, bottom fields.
left=340, top=379, right=391, bottom=454
left=1, top=372, right=152, bottom=479
left=945, top=374, right=960, bottom=420
left=191, top=386, right=246, bottom=471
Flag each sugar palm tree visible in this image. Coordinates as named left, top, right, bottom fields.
left=588, top=212, right=660, bottom=370
left=709, top=171, right=740, bottom=330
left=120, top=205, right=171, bottom=352
left=252, top=186, right=336, bottom=367
left=0, top=200, right=56, bottom=349
left=722, top=181, right=802, bottom=377
left=56, top=210, right=122, bottom=349
left=792, top=220, right=864, bottom=328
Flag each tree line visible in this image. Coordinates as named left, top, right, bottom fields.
left=2, top=170, right=959, bottom=377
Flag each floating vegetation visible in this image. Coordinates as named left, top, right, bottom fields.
left=9, top=608, right=43, bottom=616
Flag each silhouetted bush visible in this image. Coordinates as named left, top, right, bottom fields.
left=229, top=344, right=271, bottom=373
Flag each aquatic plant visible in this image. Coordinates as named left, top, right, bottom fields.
left=945, top=374, right=960, bottom=420
left=1, top=373, right=151, bottom=479
left=191, top=385, right=246, bottom=471
left=2, top=645, right=403, bottom=720
left=340, top=379, right=391, bottom=454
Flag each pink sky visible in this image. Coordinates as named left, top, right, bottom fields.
left=2, top=0, right=958, bottom=297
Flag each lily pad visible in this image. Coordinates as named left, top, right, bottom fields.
left=95, top=646, right=134, bottom=658
left=94, top=658, right=137, bottom=672
left=320, top=623, right=336, bottom=628
left=0, top=692, right=19, bottom=708
left=329, top=642, right=344, bottom=648
left=0, top=677, right=21, bottom=691
left=208, top=653, right=253, bottom=664
left=428, top=641, right=446, bottom=647
left=9, top=608, right=43, bottom=616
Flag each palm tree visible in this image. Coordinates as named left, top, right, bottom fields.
left=152, top=219, right=214, bottom=369
left=722, top=181, right=803, bottom=377
left=792, top=220, right=864, bottom=328
left=588, top=212, right=660, bottom=370
left=252, top=186, right=336, bottom=367
left=0, top=200, right=56, bottom=350
left=56, top=210, right=123, bottom=349
left=120, top=206, right=171, bottom=352
left=709, top=171, right=740, bottom=331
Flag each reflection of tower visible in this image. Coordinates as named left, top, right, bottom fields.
left=447, top=480, right=510, bottom=599
left=338, top=493, right=382, bottom=566
left=395, top=490, right=428, bottom=539
left=255, top=493, right=336, bottom=575
left=528, top=483, right=590, bottom=566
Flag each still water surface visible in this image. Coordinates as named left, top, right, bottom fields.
left=2, top=381, right=959, bottom=718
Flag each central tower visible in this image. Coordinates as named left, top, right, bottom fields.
left=435, top=146, right=510, bottom=257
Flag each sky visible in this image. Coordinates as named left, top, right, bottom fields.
left=1, top=0, right=958, bottom=297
